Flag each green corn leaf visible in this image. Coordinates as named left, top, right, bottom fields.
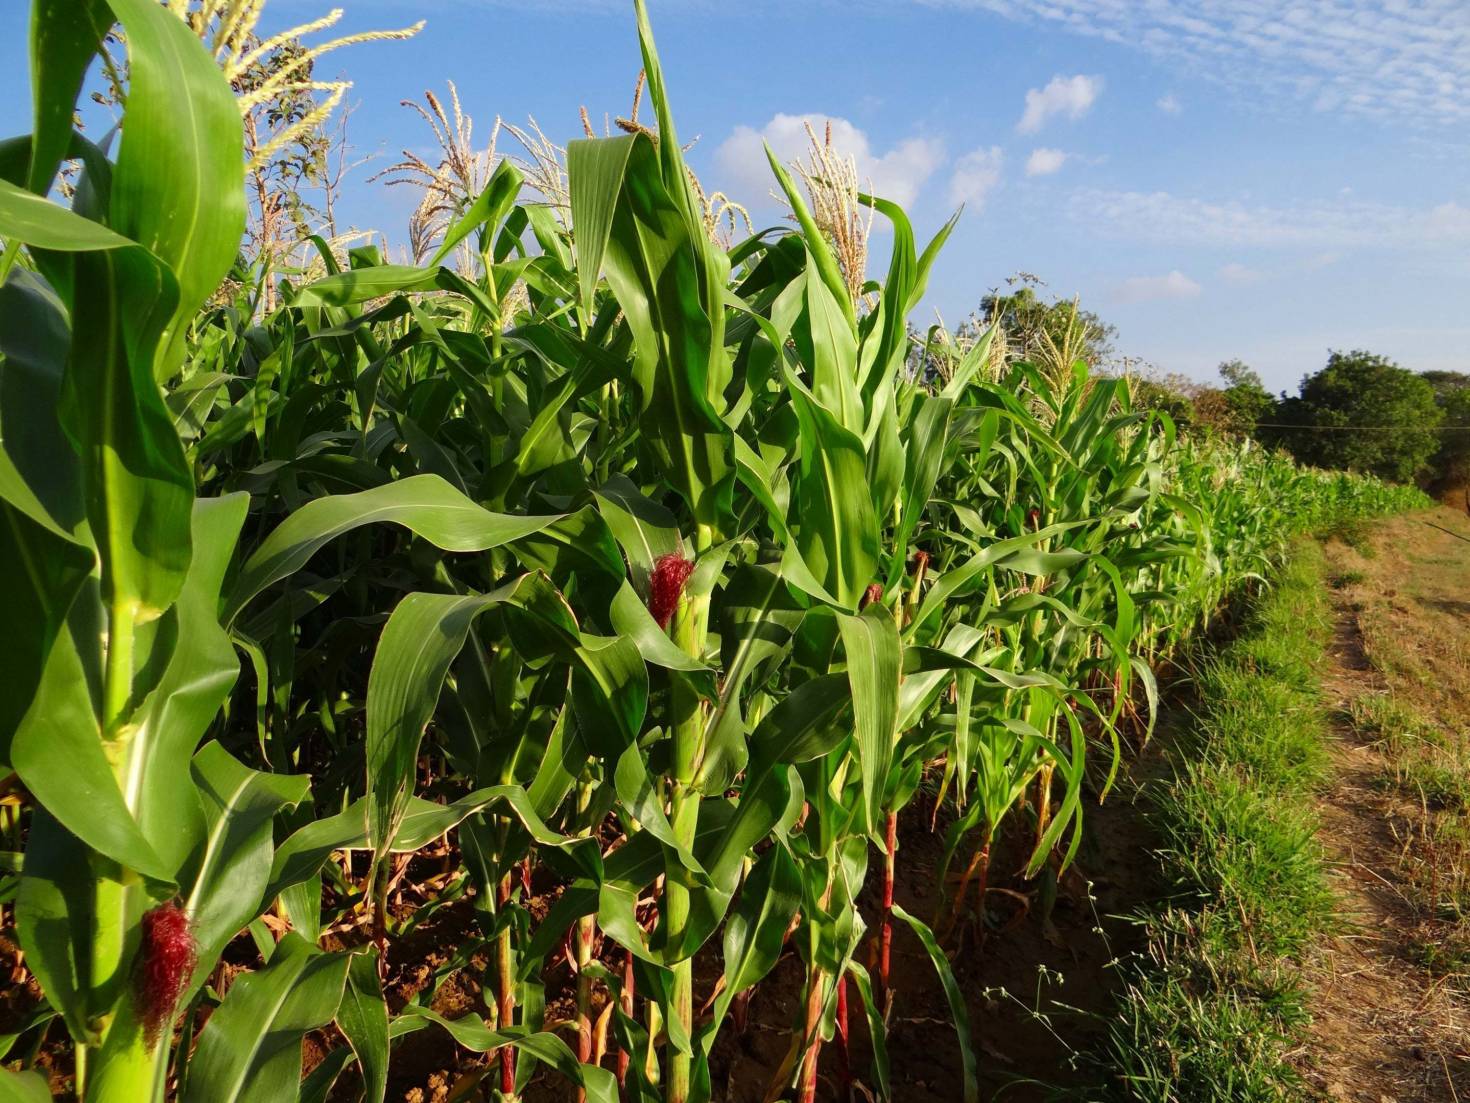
left=106, top=0, right=245, bottom=379
left=0, top=1068, right=52, bottom=1103
left=799, top=261, right=863, bottom=434
left=594, top=473, right=683, bottom=585
left=0, top=178, right=133, bottom=251
left=0, top=482, right=92, bottom=763
left=57, top=243, right=195, bottom=624
left=748, top=673, right=852, bottom=773
left=891, top=905, right=978, bottom=1103
left=298, top=1047, right=355, bottom=1103
left=567, top=130, right=733, bottom=531
left=337, top=951, right=390, bottom=1103
left=838, top=603, right=902, bottom=835
left=364, top=578, right=576, bottom=860
left=784, top=369, right=880, bottom=609
left=709, top=843, right=801, bottom=1027
left=762, top=145, right=854, bottom=327
left=429, top=158, right=523, bottom=268
left=181, top=935, right=353, bottom=1103
left=394, top=1006, right=619, bottom=1103
left=267, top=785, right=598, bottom=910
left=0, top=268, right=84, bottom=534
left=181, top=741, right=310, bottom=1006
left=907, top=520, right=1088, bottom=636
left=11, top=607, right=172, bottom=882
left=15, top=810, right=96, bottom=1043
left=125, top=493, right=251, bottom=874
left=293, top=263, right=497, bottom=317
left=613, top=742, right=709, bottom=882
left=609, top=580, right=713, bottom=676
left=890, top=393, right=954, bottom=580
left=224, top=475, right=564, bottom=621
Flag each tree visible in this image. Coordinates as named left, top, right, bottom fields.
left=1278, top=350, right=1441, bottom=483
left=1216, top=359, right=1275, bottom=436
left=1421, top=370, right=1470, bottom=401
left=1428, top=378, right=1470, bottom=491
left=978, top=274, right=1117, bottom=371
left=1127, top=372, right=1198, bottom=427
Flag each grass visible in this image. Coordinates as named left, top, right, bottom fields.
left=1321, top=516, right=1377, bottom=558
left=1096, top=543, right=1336, bottom=1100
left=1328, top=514, right=1470, bottom=986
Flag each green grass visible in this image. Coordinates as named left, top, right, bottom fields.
left=1351, top=693, right=1470, bottom=813
left=1322, top=516, right=1377, bottom=557
left=1095, top=542, right=1337, bottom=1101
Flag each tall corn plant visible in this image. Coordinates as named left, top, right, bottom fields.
left=0, top=6, right=607, bottom=1102
left=0, top=2, right=257, bottom=1098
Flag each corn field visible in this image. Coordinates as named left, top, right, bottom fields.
left=0, top=3, right=1427, bottom=1102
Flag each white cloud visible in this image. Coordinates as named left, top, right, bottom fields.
left=1156, top=93, right=1182, bottom=115
left=1025, top=147, right=1069, bottom=176
left=1111, top=270, right=1203, bottom=304
left=714, top=114, right=945, bottom=209
left=947, top=146, right=1004, bottom=208
left=1070, top=189, right=1470, bottom=250
left=1017, top=74, right=1102, bottom=134
left=1218, top=262, right=1264, bottom=285
left=923, top=0, right=1470, bottom=127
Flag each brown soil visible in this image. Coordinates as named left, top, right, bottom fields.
left=1300, top=510, right=1470, bottom=1102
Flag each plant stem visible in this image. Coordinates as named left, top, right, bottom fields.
left=497, top=871, right=516, bottom=1097
left=665, top=567, right=711, bottom=1103
left=575, top=912, right=596, bottom=1103
left=834, top=972, right=851, bottom=1100
left=1034, top=762, right=1055, bottom=852
left=797, top=966, right=828, bottom=1103
left=86, top=996, right=162, bottom=1103
left=90, top=595, right=144, bottom=1099
left=879, top=810, right=897, bottom=1015
left=616, top=948, right=634, bottom=1092
left=939, top=826, right=992, bottom=944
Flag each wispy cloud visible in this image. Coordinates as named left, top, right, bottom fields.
left=714, top=114, right=945, bottom=208
left=1024, top=147, right=1068, bottom=176
left=923, top=0, right=1470, bottom=127
left=1156, top=93, right=1182, bottom=115
left=1218, top=261, right=1264, bottom=285
left=1111, top=270, right=1202, bottom=304
left=1017, top=74, right=1102, bottom=134
left=1070, top=189, right=1470, bottom=250
left=948, top=146, right=1004, bottom=208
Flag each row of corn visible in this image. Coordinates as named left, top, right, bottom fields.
left=0, top=2, right=1426, bottom=1101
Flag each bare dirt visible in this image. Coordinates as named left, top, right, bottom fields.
left=1300, top=510, right=1470, bottom=1102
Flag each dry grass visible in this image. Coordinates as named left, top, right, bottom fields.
left=1303, top=508, right=1470, bottom=1100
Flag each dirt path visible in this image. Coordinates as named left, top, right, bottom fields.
left=1301, top=511, right=1470, bottom=1102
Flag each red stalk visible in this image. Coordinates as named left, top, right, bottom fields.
left=498, top=872, right=516, bottom=1097
left=616, top=947, right=635, bottom=1095
left=797, top=969, right=827, bottom=1103
left=879, top=810, right=897, bottom=1014
left=575, top=914, right=596, bottom=1103
left=834, top=973, right=852, bottom=1099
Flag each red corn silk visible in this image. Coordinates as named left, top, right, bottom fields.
left=861, top=583, right=884, bottom=609
left=647, top=553, right=695, bottom=629
left=135, top=902, right=197, bottom=1044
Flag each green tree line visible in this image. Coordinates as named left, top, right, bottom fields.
left=958, top=283, right=1467, bottom=490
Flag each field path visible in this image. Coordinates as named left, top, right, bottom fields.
left=1301, top=511, right=1470, bottom=1102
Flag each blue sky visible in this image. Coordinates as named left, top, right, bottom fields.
left=4, top=0, right=1468, bottom=393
